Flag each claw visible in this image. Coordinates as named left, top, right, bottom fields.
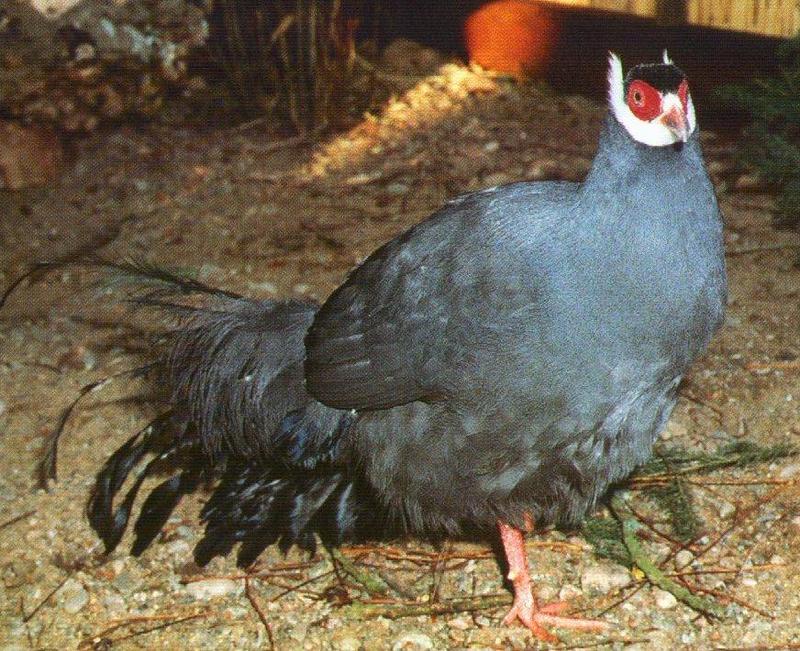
left=502, top=594, right=609, bottom=641
left=503, top=597, right=559, bottom=642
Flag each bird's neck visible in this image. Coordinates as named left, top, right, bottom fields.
left=586, top=113, right=704, bottom=183
left=582, top=113, right=713, bottom=230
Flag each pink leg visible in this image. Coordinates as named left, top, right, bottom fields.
left=498, top=520, right=609, bottom=641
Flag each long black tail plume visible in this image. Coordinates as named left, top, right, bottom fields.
left=87, top=413, right=213, bottom=555
left=0, top=256, right=243, bottom=313
left=5, top=258, right=393, bottom=561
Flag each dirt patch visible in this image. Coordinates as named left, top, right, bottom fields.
left=1, top=62, right=799, bottom=650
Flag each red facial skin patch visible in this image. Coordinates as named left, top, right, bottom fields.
left=626, top=80, right=662, bottom=122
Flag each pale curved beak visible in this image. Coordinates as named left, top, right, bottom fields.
left=659, top=94, right=689, bottom=142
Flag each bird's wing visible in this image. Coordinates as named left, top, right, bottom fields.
left=304, top=182, right=569, bottom=412
left=304, top=211, right=456, bottom=411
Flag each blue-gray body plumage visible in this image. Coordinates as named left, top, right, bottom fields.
left=85, top=86, right=725, bottom=567
left=306, top=114, right=725, bottom=532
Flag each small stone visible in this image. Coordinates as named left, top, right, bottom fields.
left=391, top=632, right=434, bottom=651
left=674, top=550, right=694, bottom=568
left=346, top=171, right=382, bottom=186
left=386, top=182, right=410, bottom=196
left=167, top=539, right=191, bottom=557
left=661, top=420, right=688, bottom=440
left=448, top=615, right=471, bottom=631
left=537, top=584, right=558, bottom=602
left=769, top=554, right=785, bottom=565
left=778, top=463, right=800, bottom=479
left=483, top=172, right=511, bottom=187
left=527, top=159, right=562, bottom=180
left=580, top=563, right=631, bottom=595
left=185, top=578, right=241, bottom=600
left=558, top=583, right=583, bottom=601
left=247, top=280, right=278, bottom=295
left=331, top=637, right=362, bottom=651
left=112, top=571, right=138, bottom=595
left=483, top=141, right=500, bottom=153
left=741, top=619, right=774, bottom=646
left=59, top=578, right=89, bottom=614
left=101, top=592, right=127, bottom=614
left=99, top=85, right=125, bottom=119
left=110, top=558, right=126, bottom=576
left=734, top=172, right=763, bottom=190
left=175, top=525, right=195, bottom=540
left=653, top=588, right=678, bottom=609
left=74, top=42, right=96, bottom=62
left=718, top=501, right=736, bottom=519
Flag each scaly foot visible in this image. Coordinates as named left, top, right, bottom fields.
left=498, top=519, right=609, bottom=641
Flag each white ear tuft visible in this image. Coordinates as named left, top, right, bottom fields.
left=607, top=52, right=626, bottom=118
left=662, top=49, right=672, bottom=64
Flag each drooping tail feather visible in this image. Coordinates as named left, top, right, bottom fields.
left=87, top=413, right=205, bottom=553
left=72, top=263, right=391, bottom=563
left=194, top=459, right=391, bottom=568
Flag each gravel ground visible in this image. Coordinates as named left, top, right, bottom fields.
left=1, top=61, right=799, bottom=650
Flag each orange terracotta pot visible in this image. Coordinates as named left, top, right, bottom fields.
left=464, top=1, right=560, bottom=79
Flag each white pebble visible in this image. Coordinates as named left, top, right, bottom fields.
left=580, top=563, right=631, bottom=595
left=59, top=578, right=89, bottom=614
left=386, top=182, right=410, bottom=196
left=392, top=632, right=434, bottom=650
left=718, top=501, right=736, bottom=519
left=448, top=615, right=471, bottom=631
left=332, top=637, right=362, bottom=651
left=558, top=583, right=583, bottom=601
left=654, top=588, right=678, bottom=609
left=185, top=578, right=241, bottom=600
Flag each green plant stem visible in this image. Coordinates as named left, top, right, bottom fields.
left=329, top=547, right=395, bottom=597
left=612, top=498, right=725, bottom=619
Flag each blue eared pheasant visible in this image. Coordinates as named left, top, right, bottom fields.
left=84, top=52, right=726, bottom=639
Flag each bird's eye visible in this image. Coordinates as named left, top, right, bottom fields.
left=626, top=80, right=661, bottom=121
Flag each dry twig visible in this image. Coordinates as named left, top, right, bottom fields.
left=342, top=593, right=512, bottom=620
left=79, top=612, right=208, bottom=649
left=245, top=577, right=276, bottom=650
left=0, top=509, right=35, bottom=532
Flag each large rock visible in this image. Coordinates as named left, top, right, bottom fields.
left=0, top=120, right=63, bottom=189
left=1, top=0, right=210, bottom=133
left=28, top=0, right=82, bottom=17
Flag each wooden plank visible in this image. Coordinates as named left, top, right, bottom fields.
left=541, top=0, right=658, bottom=16
left=687, top=0, right=799, bottom=37
left=539, top=0, right=799, bottom=37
